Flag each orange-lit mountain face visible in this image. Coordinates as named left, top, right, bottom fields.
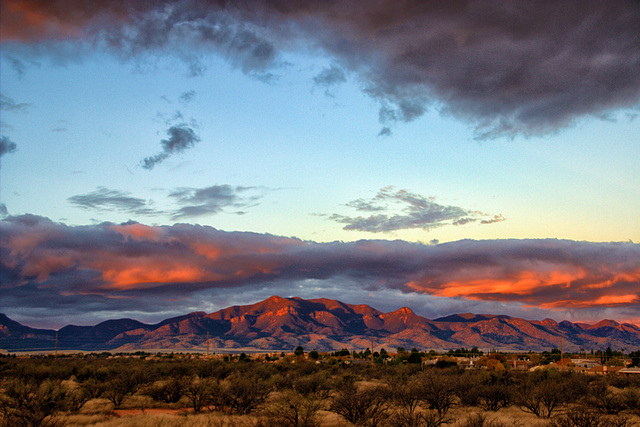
left=2, top=297, right=640, bottom=352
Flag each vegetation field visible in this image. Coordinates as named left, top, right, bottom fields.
left=1, top=350, right=640, bottom=426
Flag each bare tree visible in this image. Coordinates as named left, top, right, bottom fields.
left=585, top=381, right=627, bottom=415
left=331, top=384, right=391, bottom=426
left=0, top=379, right=67, bottom=427
left=220, top=374, right=271, bottom=415
left=184, top=376, right=217, bottom=413
left=414, top=371, right=457, bottom=416
left=264, top=390, right=323, bottom=427
left=516, top=377, right=572, bottom=418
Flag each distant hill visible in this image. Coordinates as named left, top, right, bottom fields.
left=2, top=296, right=640, bottom=352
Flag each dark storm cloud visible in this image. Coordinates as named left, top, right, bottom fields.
left=331, top=187, right=505, bottom=233
left=0, top=136, right=18, bottom=158
left=142, top=124, right=200, bottom=169
left=2, top=1, right=639, bottom=138
left=1, top=215, right=639, bottom=323
left=169, top=184, right=264, bottom=219
left=68, top=187, right=159, bottom=216
left=0, top=93, right=31, bottom=112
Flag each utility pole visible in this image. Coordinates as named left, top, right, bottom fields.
left=371, top=333, right=374, bottom=367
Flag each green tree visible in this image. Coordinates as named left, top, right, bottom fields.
left=407, top=349, right=422, bottom=364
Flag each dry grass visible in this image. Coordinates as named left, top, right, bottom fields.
left=58, top=402, right=640, bottom=427
left=61, top=412, right=271, bottom=427
left=450, top=406, right=548, bottom=426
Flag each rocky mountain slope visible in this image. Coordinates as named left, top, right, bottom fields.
left=2, top=296, right=639, bottom=352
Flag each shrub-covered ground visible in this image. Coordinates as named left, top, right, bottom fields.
left=1, top=353, right=639, bottom=426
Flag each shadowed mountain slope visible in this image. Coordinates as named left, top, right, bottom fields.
left=1, top=296, right=639, bottom=352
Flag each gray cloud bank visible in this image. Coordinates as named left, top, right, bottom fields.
left=2, top=1, right=639, bottom=138
left=1, top=215, right=638, bottom=326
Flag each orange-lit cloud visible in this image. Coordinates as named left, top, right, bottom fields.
left=1, top=0, right=93, bottom=41
left=1, top=215, right=639, bottom=325
left=110, top=223, right=161, bottom=241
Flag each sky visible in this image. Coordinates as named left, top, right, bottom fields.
left=1, top=0, right=639, bottom=330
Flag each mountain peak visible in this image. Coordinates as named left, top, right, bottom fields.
left=2, top=297, right=640, bottom=352
left=396, top=307, right=414, bottom=315
left=590, top=319, right=620, bottom=329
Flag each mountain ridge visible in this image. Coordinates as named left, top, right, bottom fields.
left=1, top=296, right=639, bottom=352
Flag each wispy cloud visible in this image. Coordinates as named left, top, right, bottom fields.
left=0, top=136, right=18, bottom=158
left=169, top=185, right=264, bottom=219
left=0, top=93, right=31, bottom=113
left=67, top=185, right=266, bottom=220
left=1, top=215, right=638, bottom=324
left=313, top=65, right=346, bottom=96
left=179, top=90, right=196, bottom=103
left=142, top=124, right=200, bottom=170
left=330, top=187, right=505, bottom=233
left=67, top=187, right=159, bottom=216
left=3, top=1, right=638, bottom=138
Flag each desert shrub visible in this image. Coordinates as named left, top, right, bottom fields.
left=414, top=370, right=458, bottom=416
left=456, top=371, right=513, bottom=411
left=515, top=370, right=584, bottom=418
left=389, top=377, right=423, bottom=416
left=548, top=407, right=630, bottom=427
left=292, top=371, right=331, bottom=399
left=608, top=375, right=640, bottom=390
left=477, top=383, right=511, bottom=411
left=144, top=376, right=186, bottom=403
left=61, top=385, right=90, bottom=413
left=263, top=390, right=322, bottom=427
left=458, top=412, right=509, bottom=427
left=330, top=384, right=391, bottom=426
left=389, top=408, right=449, bottom=427
left=184, top=376, right=218, bottom=413
left=79, top=378, right=105, bottom=399
left=218, top=373, right=272, bottom=415
left=456, top=371, right=486, bottom=407
left=100, top=368, right=149, bottom=407
left=584, top=381, right=627, bottom=415
left=620, top=387, right=640, bottom=416
left=272, top=372, right=295, bottom=391
left=0, top=378, right=68, bottom=427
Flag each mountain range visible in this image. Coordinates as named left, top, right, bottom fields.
left=2, top=296, right=640, bottom=353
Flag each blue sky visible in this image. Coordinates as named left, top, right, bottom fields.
left=1, top=1, right=639, bottom=328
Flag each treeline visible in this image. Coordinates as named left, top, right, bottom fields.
left=1, top=354, right=640, bottom=426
